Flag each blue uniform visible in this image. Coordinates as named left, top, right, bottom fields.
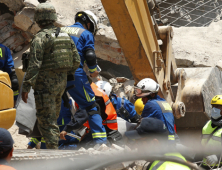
left=110, top=94, right=137, bottom=121
left=64, top=22, right=107, bottom=144
left=142, top=95, right=175, bottom=141
left=0, top=44, right=19, bottom=100
left=28, top=99, right=79, bottom=149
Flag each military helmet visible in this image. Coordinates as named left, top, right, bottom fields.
left=211, top=95, right=222, bottom=105
left=34, top=3, right=57, bottom=24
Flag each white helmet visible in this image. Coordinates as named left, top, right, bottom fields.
left=95, top=81, right=112, bottom=96
left=134, top=78, right=159, bottom=97
left=75, top=10, right=98, bottom=35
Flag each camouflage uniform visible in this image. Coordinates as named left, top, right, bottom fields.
left=22, top=3, right=80, bottom=149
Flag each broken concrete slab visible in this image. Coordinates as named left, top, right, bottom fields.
left=172, top=20, right=222, bottom=68
left=14, top=7, right=35, bottom=31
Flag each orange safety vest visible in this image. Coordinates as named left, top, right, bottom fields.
left=83, top=83, right=118, bottom=131
left=0, top=165, right=16, bottom=170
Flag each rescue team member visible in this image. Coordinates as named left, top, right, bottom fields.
left=134, top=98, right=144, bottom=116
left=60, top=82, right=121, bottom=145
left=200, top=95, right=222, bottom=169
left=95, top=81, right=141, bottom=123
left=0, top=128, right=16, bottom=170
left=22, top=2, right=80, bottom=149
left=61, top=11, right=107, bottom=144
left=134, top=78, right=176, bottom=143
left=27, top=99, right=79, bottom=149
left=125, top=118, right=190, bottom=170
left=0, top=44, right=19, bottom=103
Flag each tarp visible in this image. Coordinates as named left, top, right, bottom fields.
left=15, top=73, right=38, bottom=136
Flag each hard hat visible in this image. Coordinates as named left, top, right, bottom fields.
left=95, top=81, right=112, bottom=96
left=211, top=95, right=222, bottom=105
left=134, top=98, right=144, bottom=115
left=34, top=3, right=57, bottom=25
left=75, top=10, right=98, bottom=35
left=134, top=78, right=159, bottom=98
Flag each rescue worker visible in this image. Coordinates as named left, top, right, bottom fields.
left=27, top=99, right=79, bottom=149
left=134, top=78, right=176, bottom=143
left=60, top=82, right=121, bottom=146
left=200, top=95, right=222, bottom=169
left=134, top=98, right=144, bottom=115
left=95, top=81, right=141, bottom=123
left=0, top=128, right=15, bottom=170
left=0, top=44, right=19, bottom=103
left=61, top=11, right=107, bottom=144
left=21, top=2, right=80, bottom=149
left=125, top=118, right=190, bottom=170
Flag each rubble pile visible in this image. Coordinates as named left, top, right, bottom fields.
left=172, top=20, right=222, bottom=68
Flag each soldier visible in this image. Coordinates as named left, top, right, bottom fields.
left=21, top=3, right=80, bottom=149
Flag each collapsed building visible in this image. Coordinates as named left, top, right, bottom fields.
left=1, top=0, right=222, bottom=169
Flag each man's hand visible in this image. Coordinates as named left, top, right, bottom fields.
left=60, top=131, right=67, bottom=140
left=22, top=92, right=28, bottom=103
left=90, top=70, right=99, bottom=78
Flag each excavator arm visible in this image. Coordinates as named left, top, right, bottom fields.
left=101, top=0, right=186, bottom=119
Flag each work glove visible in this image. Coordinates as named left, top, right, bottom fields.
left=206, top=155, right=218, bottom=166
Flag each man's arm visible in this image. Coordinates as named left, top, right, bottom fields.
left=22, top=36, right=44, bottom=93
left=83, top=33, right=99, bottom=78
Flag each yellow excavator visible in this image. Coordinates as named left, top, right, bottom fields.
left=0, top=71, right=16, bottom=129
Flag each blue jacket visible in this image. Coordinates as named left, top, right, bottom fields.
left=0, top=44, right=18, bottom=100
left=110, top=94, right=137, bottom=121
left=142, top=95, right=175, bottom=135
left=68, top=22, right=97, bottom=73
left=0, top=44, right=14, bottom=74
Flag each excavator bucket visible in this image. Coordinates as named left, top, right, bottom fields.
left=101, top=0, right=222, bottom=128
left=0, top=71, right=16, bottom=129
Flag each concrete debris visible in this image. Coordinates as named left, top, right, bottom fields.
left=78, top=147, right=86, bottom=151
left=0, top=0, right=25, bottom=12
left=111, top=144, right=125, bottom=151
left=24, top=0, right=39, bottom=7
left=14, top=7, right=35, bottom=32
left=97, top=144, right=109, bottom=151
left=172, top=20, right=222, bottom=68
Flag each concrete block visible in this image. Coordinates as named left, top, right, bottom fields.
left=29, top=23, right=41, bottom=35
left=14, top=7, right=35, bottom=31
